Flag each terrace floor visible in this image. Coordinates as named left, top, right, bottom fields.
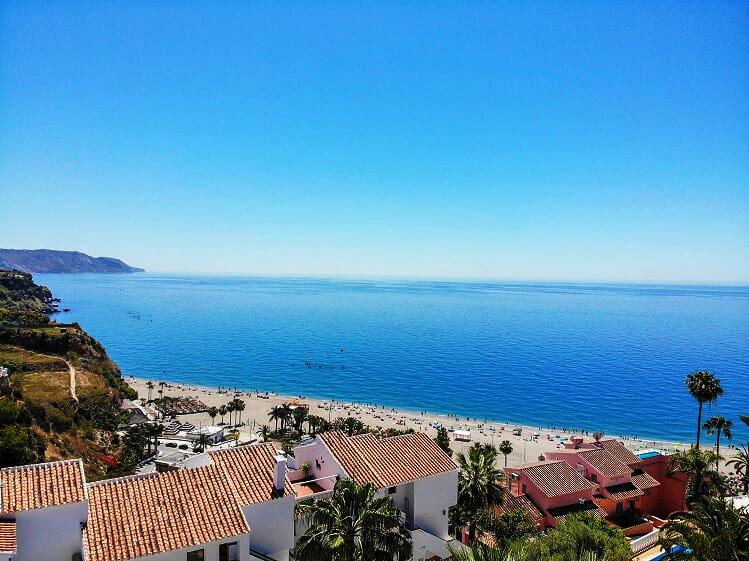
left=292, top=480, right=327, bottom=498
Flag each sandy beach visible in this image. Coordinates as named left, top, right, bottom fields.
left=125, top=375, right=739, bottom=471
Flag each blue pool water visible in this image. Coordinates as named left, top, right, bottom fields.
left=637, top=451, right=661, bottom=459
left=36, top=274, right=749, bottom=443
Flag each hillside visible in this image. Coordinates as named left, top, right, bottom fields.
left=0, top=269, right=137, bottom=479
left=0, top=248, right=144, bottom=273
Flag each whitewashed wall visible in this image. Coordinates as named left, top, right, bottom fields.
left=14, top=501, right=87, bottom=561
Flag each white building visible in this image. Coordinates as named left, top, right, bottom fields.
left=0, top=459, right=89, bottom=561
left=0, top=433, right=460, bottom=561
left=291, top=431, right=462, bottom=561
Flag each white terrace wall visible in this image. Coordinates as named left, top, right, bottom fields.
left=14, top=501, right=87, bottom=561
left=243, top=497, right=295, bottom=561
left=412, top=470, right=458, bottom=538
left=292, top=438, right=345, bottom=483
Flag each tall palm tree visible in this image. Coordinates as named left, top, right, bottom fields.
left=659, top=497, right=749, bottom=561
left=279, top=403, right=292, bottom=430
left=685, top=371, right=723, bottom=448
left=218, top=404, right=228, bottom=425
left=269, top=405, right=281, bottom=431
left=704, top=416, right=732, bottom=470
left=727, top=444, right=749, bottom=495
left=669, top=447, right=725, bottom=506
left=294, top=478, right=411, bottom=561
left=146, top=381, right=154, bottom=402
left=235, top=399, right=246, bottom=426
left=498, top=440, right=513, bottom=467
left=226, top=401, right=237, bottom=426
left=208, top=406, right=218, bottom=426
left=456, top=442, right=504, bottom=543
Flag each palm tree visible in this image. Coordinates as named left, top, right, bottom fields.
left=740, top=415, right=749, bottom=427
left=269, top=405, right=281, bottom=431
left=208, top=406, right=218, bottom=426
left=659, top=497, right=749, bottom=561
left=293, top=406, right=309, bottom=433
left=235, top=399, right=246, bottom=426
left=193, top=433, right=211, bottom=453
left=260, top=424, right=270, bottom=443
left=294, top=478, right=411, bottom=561
left=226, top=401, right=237, bottom=426
left=456, top=442, right=504, bottom=543
left=593, top=431, right=604, bottom=443
left=685, top=371, right=723, bottom=448
left=279, top=403, right=292, bottom=430
left=218, top=404, right=228, bottom=425
left=146, top=381, right=154, bottom=402
left=727, top=444, right=749, bottom=495
left=669, top=447, right=725, bottom=505
left=704, top=416, right=732, bottom=470
left=498, top=440, right=513, bottom=467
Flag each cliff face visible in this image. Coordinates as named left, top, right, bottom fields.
left=0, top=249, right=144, bottom=273
left=0, top=269, right=136, bottom=477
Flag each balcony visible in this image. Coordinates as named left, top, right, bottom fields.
left=289, top=474, right=337, bottom=500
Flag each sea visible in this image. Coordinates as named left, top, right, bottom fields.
left=36, top=273, right=749, bottom=444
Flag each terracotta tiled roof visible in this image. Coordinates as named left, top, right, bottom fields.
left=209, top=442, right=294, bottom=503
left=577, top=449, right=631, bottom=478
left=605, top=481, right=644, bottom=500
left=85, top=464, right=249, bottom=561
left=320, top=431, right=457, bottom=487
left=0, top=520, right=16, bottom=553
left=631, top=470, right=660, bottom=490
left=547, top=500, right=606, bottom=522
left=597, top=439, right=641, bottom=466
left=519, top=460, right=597, bottom=498
left=0, top=459, right=86, bottom=513
left=494, top=487, right=544, bottom=524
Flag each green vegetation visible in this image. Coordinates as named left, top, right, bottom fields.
left=450, top=514, right=631, bottom=561
left=435, top=426, right=453, bottom=456
left=0, top=269, right=136, bottom=477
left=294, top=478, right=412, bottom=561
left=454, top=443, right=504, bottom=543
left=659, top=497, right=749, bottom=561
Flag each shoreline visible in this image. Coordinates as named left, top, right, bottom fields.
left=126, top=375, right=717, bottom=468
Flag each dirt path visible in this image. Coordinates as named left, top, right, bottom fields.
left=66, top=360, right=78, bottom=402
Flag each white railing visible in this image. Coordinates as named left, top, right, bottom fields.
left=630, top=529, right=660, bottom=555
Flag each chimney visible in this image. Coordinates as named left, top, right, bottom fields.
left=274, top=453, right=287, bottom=495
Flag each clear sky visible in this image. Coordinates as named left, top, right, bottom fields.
left=1, top=1, right=747, bottom=282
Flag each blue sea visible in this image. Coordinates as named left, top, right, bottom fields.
left=36, top=274, right=749, bottom=443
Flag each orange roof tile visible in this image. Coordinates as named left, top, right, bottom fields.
left=85, top=464, right=249, bottom=561
left=605, top=481, right=644, bottom=500
left=0, top=459, right=86, bottom=513
left=494, top=487, right=544, bottom=524
left=320, top=431, right=457, bottom=487
left=547, top=500, right=606, bottom=522
left=0, top=520, right=16, bottom=553
left=519, top=460, right=597, bottom=498
left=577, top=449, right=631, bottom=478
left=631, top=470, right=660, bottom=490
left=597, top=439, right=641, bottom=466
left=209, top=443, right=294, bottom=503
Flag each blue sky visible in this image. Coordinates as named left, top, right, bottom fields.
left=1, top=1, right=747, bottom=282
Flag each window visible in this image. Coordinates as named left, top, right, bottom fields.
left=219, top=542, right=238, bottom=561
left=187, top=549, right=205, bottom=561
left=615, top=502, right=623, bottom=513
left=590, top=473, right=598, bottom=483
left=388, top=486, right=397, bottom=494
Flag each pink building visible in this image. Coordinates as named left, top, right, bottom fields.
left=504, top=438, right=683, bottom=536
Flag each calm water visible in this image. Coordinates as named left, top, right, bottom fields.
left=37, top=274, right=749, bottom=443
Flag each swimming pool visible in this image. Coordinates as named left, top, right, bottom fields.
left=637, top=450, right=661, bottom=459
